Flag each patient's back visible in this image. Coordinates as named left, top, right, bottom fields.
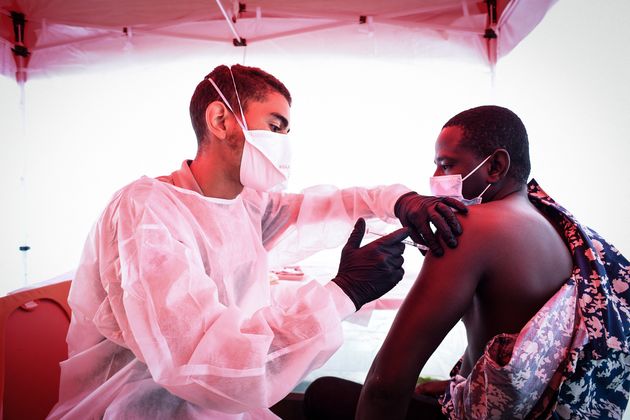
left=458, top=192, right=573, bottom=377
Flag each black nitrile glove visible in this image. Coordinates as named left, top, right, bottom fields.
left=394, top=192, right=468, bottom=257
left=332, top=218, right=409, bottom=310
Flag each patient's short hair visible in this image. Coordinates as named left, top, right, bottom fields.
left=189, top=64, right=292, bottom=146
left=443, top=105, right=531, bottom=183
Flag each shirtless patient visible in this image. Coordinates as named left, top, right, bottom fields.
left=304, top=105, right=630, bottom=419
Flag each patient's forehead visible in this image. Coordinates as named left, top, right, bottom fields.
left=435, top=126, right=468, bottom=157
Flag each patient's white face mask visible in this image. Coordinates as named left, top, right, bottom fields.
left=207, top=69, right=291, bottom=192
left=429, top=154, right=493, bottom=206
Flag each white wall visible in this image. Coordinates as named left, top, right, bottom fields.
left=0, top=0, right=629, bottom=294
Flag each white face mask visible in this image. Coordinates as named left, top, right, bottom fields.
left=429, top=154, right=493, bottom=205
left=206, top=69, right=291, bottom=192
left=240, top=129, right=291, bottom=192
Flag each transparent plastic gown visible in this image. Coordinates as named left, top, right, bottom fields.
left=48, top=161, right=409, bottom=419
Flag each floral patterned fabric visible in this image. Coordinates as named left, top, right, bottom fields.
left=441, top=180, right=630, bottom=419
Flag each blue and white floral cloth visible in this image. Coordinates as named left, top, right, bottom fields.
left=441, top=180, right=630, bottom=419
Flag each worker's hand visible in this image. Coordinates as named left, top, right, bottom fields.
left=332, top=218, right=408, bottom=310
left=394, top=192, right=467, bottom=257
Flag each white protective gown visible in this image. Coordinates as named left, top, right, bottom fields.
left=48, top=160, right=410, bottom=419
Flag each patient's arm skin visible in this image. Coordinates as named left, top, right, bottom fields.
left=414, top=379, right=450, bottom=397
left=356, top=210, right=482, bottom=420
left=356, top=193, right=572, bottom=420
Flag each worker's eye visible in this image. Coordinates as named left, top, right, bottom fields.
left=441, top=164, right=453, bottom=171
left=270, top=124, right=281, bottom=133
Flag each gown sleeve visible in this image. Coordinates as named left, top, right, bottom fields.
left=261, top=184, right=411, bottom=265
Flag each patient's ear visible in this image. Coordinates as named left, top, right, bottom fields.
left=487, top=149, right=510, bottom=183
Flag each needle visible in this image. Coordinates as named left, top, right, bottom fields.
left=365, top=228, right=429, bottom=251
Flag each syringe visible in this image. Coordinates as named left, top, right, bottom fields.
left=365, top=228, right=429, bottom=251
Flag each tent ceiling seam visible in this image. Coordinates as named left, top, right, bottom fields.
left=243, top=3, right=472, bottom=21
left=34, top=33, right=120, bottom=52
left=380, top=4, right=472, bottom=19
left=0, top=7, right=228, bottom=32
left=496, top=0, right=519, bottom=29
left=128, top=29, right=227, bottom=44
left=371, top=18, right=479, bottom=34
left=248, top=21, right=355, bottom=44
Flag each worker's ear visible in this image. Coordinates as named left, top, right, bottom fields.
left=487, top=149, right=510, bottom=183
left=205, top=101, right=230, bottom=140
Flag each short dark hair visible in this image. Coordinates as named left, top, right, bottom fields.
left=443, top=105, right=530, bottom=183
left=189, top=64, right=292, bottom=145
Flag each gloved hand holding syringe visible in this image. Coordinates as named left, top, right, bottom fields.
left=366, top=227, right=429, bottom=252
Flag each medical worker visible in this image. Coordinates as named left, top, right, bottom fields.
left=48, top=64, right=466, bottom=419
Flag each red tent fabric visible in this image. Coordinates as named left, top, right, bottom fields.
left=0, top=0, right=557, bottom=83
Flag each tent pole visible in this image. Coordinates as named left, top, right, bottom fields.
left=17, top=78, right=30, bottom=287
left=484, top=0, right=498, bottom=80
left=11, top=11, right=31, bottom=286
left=10, top=11, right=29, bottom=84
left=214, top=0, right=247, bottom=46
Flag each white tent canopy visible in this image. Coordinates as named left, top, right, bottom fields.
left=1, top=0, right=556, bottom=83
left=0, top=0, right=565, bottom=293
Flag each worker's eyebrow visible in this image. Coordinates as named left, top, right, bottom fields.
left=270, top=112, right=289, bottom=130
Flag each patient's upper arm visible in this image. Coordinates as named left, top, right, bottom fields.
left=366, top=211, right=491, bottom=395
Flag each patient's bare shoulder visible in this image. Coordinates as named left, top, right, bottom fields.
left=456, top=194, right=559, bottom=251
left=451, top=199, right=526, bottom=255
left=452, top=195, right=572, bottom=308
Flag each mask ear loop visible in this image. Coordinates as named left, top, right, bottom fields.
left=462, top=153, right=494, bottom=182
left=227, top=66, right=248, bottom=131
left=205, top=73, right=248, bottom=133
left=477, top=183, right=492, bottom=198
left=462, top=153, right=495, bottom=201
